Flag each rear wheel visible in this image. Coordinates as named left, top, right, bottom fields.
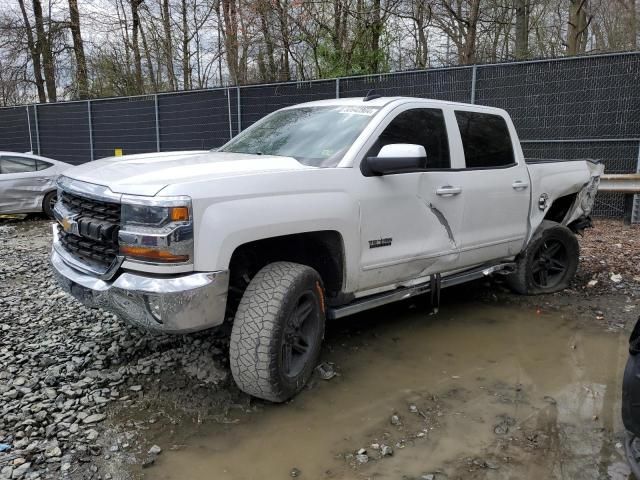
left=229, top=262, right=325, bottom=402
left=43, top=191, right=57, bottom=219
left=507, top=220, right=579, bottom=295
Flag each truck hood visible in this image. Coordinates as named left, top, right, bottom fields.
left=63, top=151, right=313, bottom=196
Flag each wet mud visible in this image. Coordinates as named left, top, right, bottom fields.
left=136, top=295, right=634, bottom=480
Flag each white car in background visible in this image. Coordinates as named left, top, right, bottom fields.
left=0, top=152, right=72, bottom=218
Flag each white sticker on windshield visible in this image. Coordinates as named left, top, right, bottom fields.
left=336, top=107, right=378, bottom=116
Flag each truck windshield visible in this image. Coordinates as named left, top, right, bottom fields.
left=218, top=106, right=380, bottom=167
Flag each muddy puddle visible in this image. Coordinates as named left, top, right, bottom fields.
left=131, top=297, right=631, bottom=480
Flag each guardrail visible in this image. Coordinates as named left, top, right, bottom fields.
left=598, top=174, right=640, bottom=224
left=598, top=174, right=640, bottom=193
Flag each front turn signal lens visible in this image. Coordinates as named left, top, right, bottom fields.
left=170, top=206, right=190, bottom=222
left=120, top=245, right=189, bottom=263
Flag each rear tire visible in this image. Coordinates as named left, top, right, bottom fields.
left=43, top=191, right=57, bottom=219
left=229, top=262, right=326, bottom=402
left=507, top=220, right=579, bottom=295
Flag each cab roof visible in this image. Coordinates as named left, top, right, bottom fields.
left=287, top=96, right=507, bottom=115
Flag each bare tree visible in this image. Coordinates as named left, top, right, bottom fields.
left=67, top=0, right=88, bottom=98
left=17, top=0, right=46, bottom=102
left=32, top=0, right=56, bottom=101
left=130, top=0, right=144, bottom=92
left=567, top=0, right=591, bottom=55
left=515, top=0, right=529, bottom=58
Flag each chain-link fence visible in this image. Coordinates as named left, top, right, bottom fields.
left=1, top=52, right=639, bottom=220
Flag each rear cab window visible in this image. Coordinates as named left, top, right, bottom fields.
left=455, top=111, right=515, bottom=168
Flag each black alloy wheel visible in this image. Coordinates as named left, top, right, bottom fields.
left=282, top=291, right=320, bottom=378
left=531, top=239, right=569, bottom=289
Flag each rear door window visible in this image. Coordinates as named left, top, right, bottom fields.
left=455, top=112, right=515, bottom=168
left=0, top=156, right=38, bottom=174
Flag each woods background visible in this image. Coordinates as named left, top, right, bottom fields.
left=0, top=0, right=638, bottom=106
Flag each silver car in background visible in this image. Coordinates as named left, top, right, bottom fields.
left=0, top=152, right=72, bottom=218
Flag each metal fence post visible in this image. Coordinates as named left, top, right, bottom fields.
left=336, top=78, right=340, bottom=99
left=237, top=86, right=242, bottom=134
left=87, top=100, right=94, bottom=162
left=26, top=106, right=33, bottom=153
left=470, top=65, right=477, bottom=104
left=227, top=87, right=233, bottom=140
left=33, top=104, right=41, bottom=155
left=226, top=87, right=233, bottom=140
left=154, top=94, right=160, bottom=152
left=633, top=143, right=640, bottom=224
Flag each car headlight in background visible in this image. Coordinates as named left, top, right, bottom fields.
left=119, top=196, right=194, bottom=264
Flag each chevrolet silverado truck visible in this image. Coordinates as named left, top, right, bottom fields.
left=50, top=96, right=603, bottom=402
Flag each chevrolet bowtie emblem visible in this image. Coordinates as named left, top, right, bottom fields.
left=59, top=215, right=79, bottom=235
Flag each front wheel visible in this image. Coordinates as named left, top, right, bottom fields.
left=43, top=191, right=57, bottom=219
left=506, top=220, right=579, bottom=295
left=229, top=262, right=326, bottom=402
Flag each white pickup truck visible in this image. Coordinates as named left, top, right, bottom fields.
left=51, top=96, right=602, bottom=401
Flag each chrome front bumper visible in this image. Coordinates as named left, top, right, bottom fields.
left=50, top=244, right=229, bottom=334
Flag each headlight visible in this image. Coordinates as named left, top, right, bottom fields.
left=119, top=196, right=193, bottom=264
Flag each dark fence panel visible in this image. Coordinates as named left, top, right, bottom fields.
left=0, top=107, right=31, bottom=153
left=521, top=140, right=638, bottom=173
left=92, top=96, right=156, bottom=160
left=240, top=80, right=336, bottom=130
left=339, top=67, right=473, bottom=103
left=37, top=102, right=90, bottom=165
left=475, top=55, right=640, bottom=140
left=0, top=52, right=638, bottom=218
left=158, top=89, right=231, bottom=151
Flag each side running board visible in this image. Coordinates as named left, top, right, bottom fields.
left=327, top=262, right=516, bottom=320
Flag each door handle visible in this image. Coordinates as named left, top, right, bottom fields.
left=512, top=181, right=529, bottom=190
left=436, top=186, right=462, bottom=196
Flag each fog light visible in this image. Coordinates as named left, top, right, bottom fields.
left=145, top=295, right=164, bottom=323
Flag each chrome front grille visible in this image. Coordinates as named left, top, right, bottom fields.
left=56, top=189, right=121, bottom=270
left=57, top=224, right=119, bottom=265
left=60, top=191, right=120, bottom=224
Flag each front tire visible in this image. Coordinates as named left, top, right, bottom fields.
left=507, top=220, right=579, bottom=295
left=43, top=191, right=57, bottom=219
left=229, top=262, right=326, bottom=402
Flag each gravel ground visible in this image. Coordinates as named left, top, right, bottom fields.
left=0, top=217, right=638, bottom=479
left=0, top=219, right=233, bottom=480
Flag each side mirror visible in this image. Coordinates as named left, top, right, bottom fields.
left=362, top=144, right=426, bottom=176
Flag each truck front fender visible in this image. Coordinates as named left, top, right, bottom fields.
left=194, top=192, right=361, bottom=292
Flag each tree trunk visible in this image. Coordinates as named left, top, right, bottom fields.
left=67, top=0, right=89, bottom=98
left=181, top=0, right=190, bottom=89
left=17, top=0, right=46, bottom=103
left=257, top=1, right=277, bottom=80
left=462, top=0, right=480, bottom=64
left=130, top=0, right=144, bottom=93
left=624, top=0, right=637, bottom=48
left=370, top=0, right=382, bottom=72
left=514, top=0, right=529, bottom=59
left=162, top=0, right=177, bottom=90
left=567, top=0, right=589, bottom=56
left=274, top=0, right=291, bottom=80
left=139, top=20, right=157, bottom=92
left=222, top=0, right=240, bottom=83
left=32, top=0, right=56, bottom=101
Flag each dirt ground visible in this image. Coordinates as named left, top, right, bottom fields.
left=1, top=216, right=638, bottom=480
